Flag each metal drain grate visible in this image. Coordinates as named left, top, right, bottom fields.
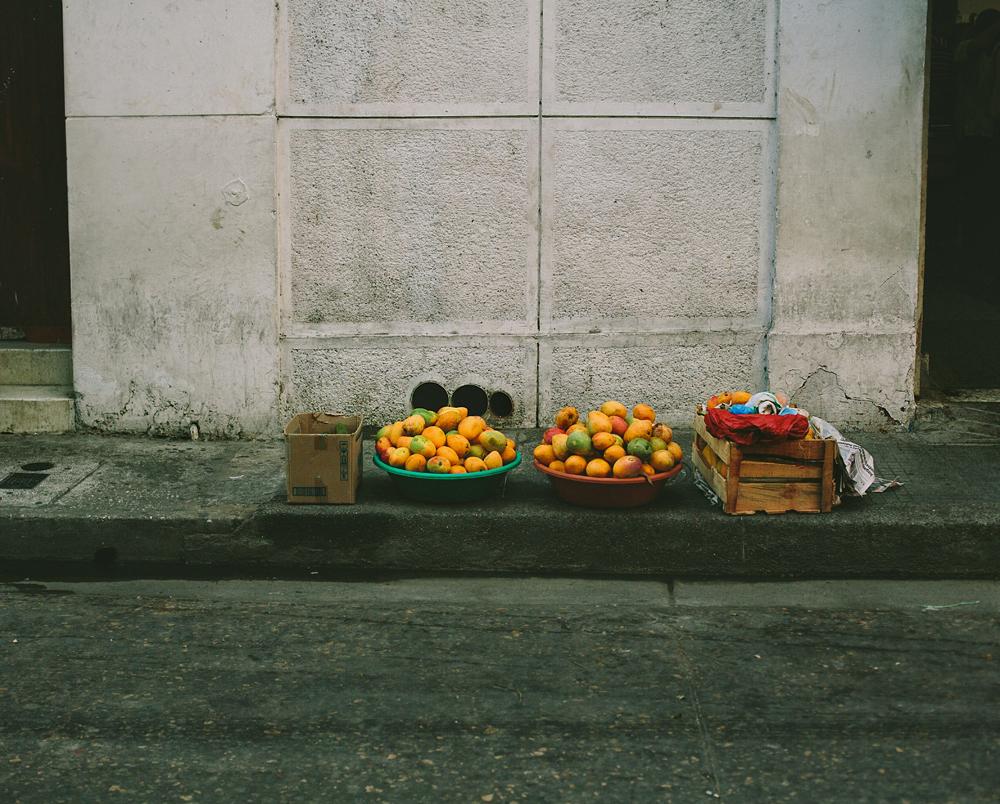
left=0, top=473, right=50, bottom=490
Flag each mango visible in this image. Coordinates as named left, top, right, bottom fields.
left=457, top=415, right=487, bottom=442
left=388, top=421, right=405, bottom=446
left=591, top=431, right=618, bottom=452
left=408, top=435, right=436, bottom=459
left=479, top=429, right=507, bottom=453
left=652, top=423, right=673, bottom=443
left=427, top=456, right=451, bottom=474
left=551, top=433, right=570, bottom=461
left=464, top=456, right=487, bottom=473
left=563, top=455, right=587, bottom=475
left=667, top=442, right=683, bottom=462
left=632, top=404, right=655, bottom=422
left=422, top=426, right=447, bottom=448
left=468, top=444, right=487, bottom=460
left=555, top=407, right=579, bottom=430
left=402, top=414, right=426, bottom=436
left=649, top=436, right=668, bottom=454
left=586, top=410, right=613, bottom=436
left=388, top=447, right=410, bottom=468
left=437, top=445, right=461, bottom=465
left=623, top=420, right=652, bottom=443
left=650, top=449, right=675, bottom=473
left=405, top=454, right=427, bottom=472
left=446, top=433, right=471, bottom=458
left=411, top=408, right=438, bottom=425
left=585, top=458, right=612, bottom=478
left=603, top=444, right=626, bottom=464
left=484, top=451, right=503, bottom=471
left=566, top=430, right=592, bottom=455
left=626, top=437, right=652, bottom=462
left=609, top=416, right=629, bottom=437
left=435, top=407, right=463, bottom=432
left=534, top=444, right=556, bottom=466
left=600, top=401, right=628, bottom=419
left=612, top=455, right=643, bottom=478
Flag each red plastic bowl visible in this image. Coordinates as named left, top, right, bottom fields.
left=533, top=459, right=684, bottom=508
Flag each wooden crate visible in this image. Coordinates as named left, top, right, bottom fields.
left=692, top=414, right=836, bottom=514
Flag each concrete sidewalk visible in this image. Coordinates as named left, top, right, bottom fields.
left=1, top=404, right=998, bottom=578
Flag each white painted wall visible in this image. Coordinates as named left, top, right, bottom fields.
left=64, top=1, right=279, bottom=437
left=62, top=0, right=928, bottom=435
left=769, top=0, right=927, bottom=428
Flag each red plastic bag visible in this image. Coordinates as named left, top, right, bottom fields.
left=703, top=407, right=809, bottom=445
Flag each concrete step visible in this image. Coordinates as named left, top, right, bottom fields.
left=0, top=385, right=75, bottom=433
left=0, top=343, right=73, bottom=386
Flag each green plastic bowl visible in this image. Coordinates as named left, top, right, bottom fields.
left=373, top=451, right=522, bottom=503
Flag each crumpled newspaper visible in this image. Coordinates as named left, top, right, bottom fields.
left=809, top=416, right=902, bottom=496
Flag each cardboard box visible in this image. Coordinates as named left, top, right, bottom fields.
left=284, top=412, right=363, bottom=504
left=692, top=413, right=836, bottom=514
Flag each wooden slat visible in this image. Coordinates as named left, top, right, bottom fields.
left=691, top=448, right=727, bottom=503
left=735, top=481, right=822, bottom=515
left=693, top=415, right=730, bottom=464
left=738, top=459, right=824, bottom=480
left=820, top=439, right=835, bottom=513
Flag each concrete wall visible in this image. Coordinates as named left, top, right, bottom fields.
left=64, top=1, right=279, bottom=437
left=63, top=0, right=927, bottom=436
left=769, top=0, right=927, bottom=428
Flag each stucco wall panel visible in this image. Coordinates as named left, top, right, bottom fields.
left=281, top=0, right=538, bottom=116
left=67, top=116, right=279, bottom=437
left=769, top=0, right=926, bottom=427
left=282, top=120, right=538, bottom=335
left=541, top=334, right=765, bottom=426
left=543, top=120, right=772, bottom=332
left=63, top=0, right=275, bottom=116
left=546, top=0, right=774, bottom=116
left=769, top=332, right=917, bottom=430
left=287, top=338, right=537, bottom=429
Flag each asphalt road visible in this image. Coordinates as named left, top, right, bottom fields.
left=2, top=578, right=999, bottom=803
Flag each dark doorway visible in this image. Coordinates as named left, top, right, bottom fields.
left=1, top=1, right=72, bottom=344
left=921, top=1, right=1000, bottom=391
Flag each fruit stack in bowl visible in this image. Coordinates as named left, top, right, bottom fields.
left=533, top=402, right=682, bottom=479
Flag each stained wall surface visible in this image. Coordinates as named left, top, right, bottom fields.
left=62, top=0, right=925, bottom=435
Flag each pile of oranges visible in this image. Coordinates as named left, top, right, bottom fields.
left=533, top=402, right=682, bottom=479
left=374, top=407, right=518, bottom=474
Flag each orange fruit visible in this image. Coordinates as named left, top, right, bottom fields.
left=563, top=455, right=587, bottom=475
left=591, top=431, right=617, bottom=452
left=603, top=444, right=626, bottom=463
left=422, top=426, right=447, bottom=448
left=534, top=444, right=555, bottom=465
left=585, top=458, right=612, bottom=478
left=600, top=401, right=628, bottom=419
left=388, top=447, right=410, bottom=468
left=464, top=456, right=487, bottom=473
left=478, top=429, right=507, bottom=452
left=484, top=451, right=503, bottom=470
left=586, top=411, right=613, bottom=435
left=404, top=454, right=426, bottom=472
left=551, top=433, right=570, bottom=461
left=612, top=455, right=643, bottom=478
left=435, top=408, right=463, bottom=432
left=632, top=404, right=655, bottom=422
left=408, top=435, right=437, bottom=459
left=458, top=416, right=487, bottom=442
left=402, top=414, right=426, bottom=436
left=650, top=449, right=675, bottom=473
left=548, top=459, right=566, bottom=473
left=623, top=420, right=652, bottom=443
left=427, top=456, right=451, bottom=474
left=446, top=433, right=471, bottom=458
left=388, top=421, right=405, bottom=445
left=555, top=407, right=579, bottom=430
